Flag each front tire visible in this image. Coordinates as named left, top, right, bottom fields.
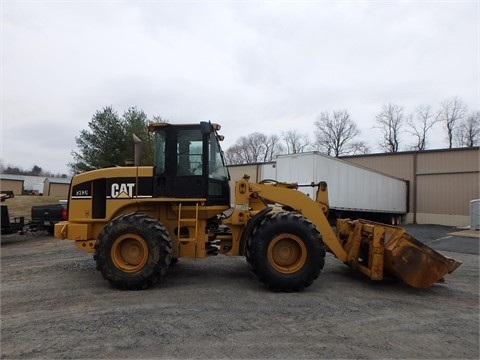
left=246, top=212, right=325, bottom=292
left=94, top=213, right=172, bottom=290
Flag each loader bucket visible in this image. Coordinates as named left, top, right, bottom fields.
left=337, top=220, right=462, bottom=288
left=382, top=227, right=462, bottom=288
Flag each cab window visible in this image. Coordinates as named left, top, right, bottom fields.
left=177, top=130, right=203, bottom=176
left=154, top=130, right=166, bottom=174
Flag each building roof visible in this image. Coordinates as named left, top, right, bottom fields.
left=0, top=174, right=71, bottom=185
left=0, top=174, right=26, bottom=182
left=46, top=177, right=71, bottom=184
left=340, top=146, right=480, bottom=159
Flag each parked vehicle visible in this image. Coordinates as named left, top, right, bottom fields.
left=30, top=201, right=67, bottom=234
left=275, top=152, right=408, bottom=224
left=1, top=206, right=25, bottom=235
left=55, top=122, right=460, bottom=291
left=0, top=190, right=14, bottom=202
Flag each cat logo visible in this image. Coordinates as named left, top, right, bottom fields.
left=111, top=183, right=135, bottom=199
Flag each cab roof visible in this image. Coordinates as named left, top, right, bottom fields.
left=148, top=122, right=221, bottom=133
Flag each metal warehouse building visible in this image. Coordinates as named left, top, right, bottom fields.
left=0, top=174, right=25, bottom=195
left=43, top=177, right=71, bottom=197
left=0, top=175, right=71, bottom=197
left=228, top=147, right=479, bottom=227
left=341, top=147, right=479, bottom=227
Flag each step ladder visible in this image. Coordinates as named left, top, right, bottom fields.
left=177, top=203, right=199, bottom=257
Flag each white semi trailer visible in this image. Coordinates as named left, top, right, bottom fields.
left=227, top=152, right=408, bottom=224
left=274, top=152, right=408, bottom=224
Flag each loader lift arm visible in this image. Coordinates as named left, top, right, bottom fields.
left=226, top=176, right=461, bottom=289
left=241, top=178, right=349, bottom=262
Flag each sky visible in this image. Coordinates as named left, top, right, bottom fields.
left=1, top=0, right=478, bottom=175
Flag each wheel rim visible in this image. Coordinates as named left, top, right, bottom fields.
left=267, top=233, right=307, bottom=274
left=111, top=234, right=148, bottom=273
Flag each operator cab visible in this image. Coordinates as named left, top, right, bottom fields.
left=149, top=122, right=230, bottom=206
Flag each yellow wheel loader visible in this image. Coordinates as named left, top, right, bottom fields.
left=55, top=122, right=461, bottom=291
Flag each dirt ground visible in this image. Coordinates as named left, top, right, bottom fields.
left=1, top=226, right=478, bottom=359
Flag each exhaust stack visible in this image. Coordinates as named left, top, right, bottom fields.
left=133, top=134, right=142, bottom=166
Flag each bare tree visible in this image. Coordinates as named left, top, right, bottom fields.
left=455, top=111, right=480, bottom=147
left=406, top=105, right=441, bottom=151
left=224, top=144, right=245, bottom=165
left=224, top=132, right=284, bottom=165
left=281, top=130, right=311, bottom=154
left=314, top=109, right=363, bottom=156
left=264, top=134, right=284, bottom=161
left=349, top=141, right=370, bottom=155
left=374, top=103, right=404, bottom=152
left=438, top=96, right=468, bottom=148
left=223, top=144, right=242, bottom=165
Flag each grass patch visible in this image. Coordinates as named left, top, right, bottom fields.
left=2, top=195, right=66, bottom=220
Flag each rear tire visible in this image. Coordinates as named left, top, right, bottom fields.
left=94, top=213, right=172, bottom=290
left=246, top=212, right=325, bottom=292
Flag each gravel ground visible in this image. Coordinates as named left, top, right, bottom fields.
left=1, top=225, right=478, bottom=359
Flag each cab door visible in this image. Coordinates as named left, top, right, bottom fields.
left=154, top=126, right=207, bottom=199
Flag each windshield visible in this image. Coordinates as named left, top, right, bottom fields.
left=208, top=132, right=229, bottom=181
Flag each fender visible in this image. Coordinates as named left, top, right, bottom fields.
left=238, top=207, right=272, bottom=256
